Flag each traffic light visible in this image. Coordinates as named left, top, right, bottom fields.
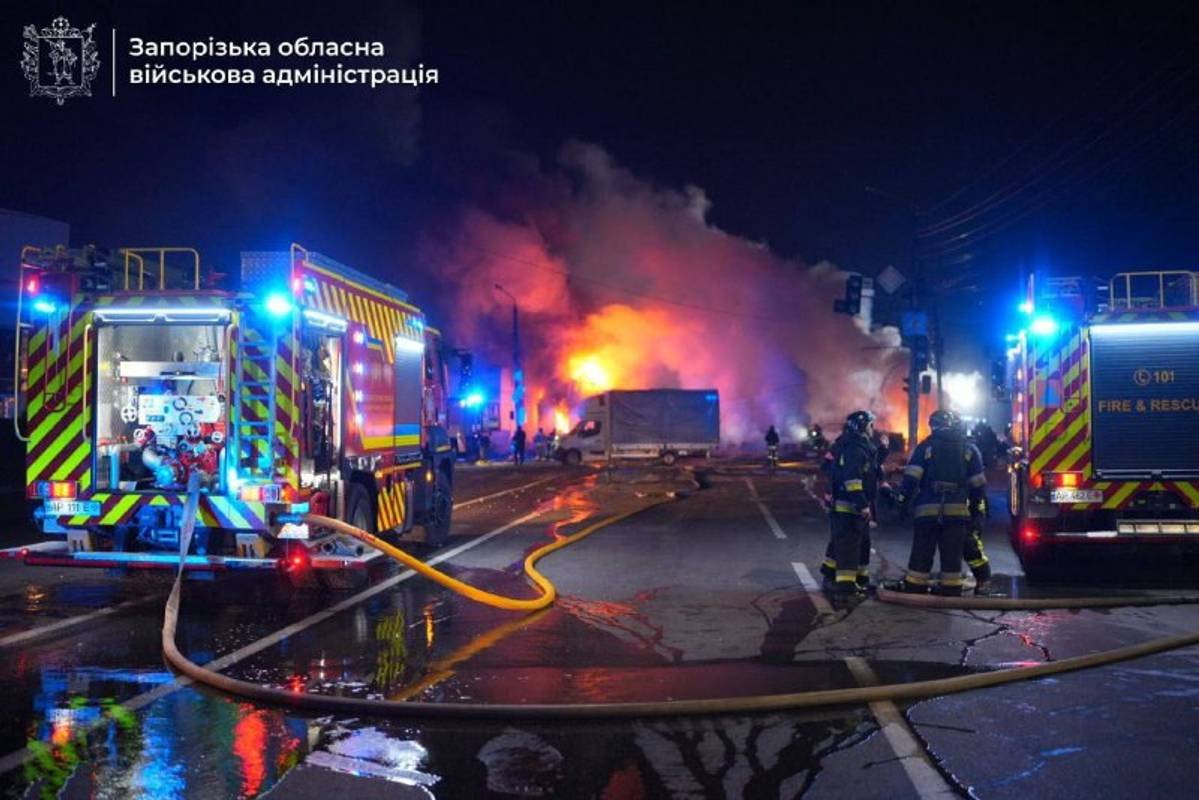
left=911, top=335, right=930, bottom=371
left=845, top=274, right=863, bottom=315
left=991, top=359, right=1008, bottom=400
left=833, top=274, right=864, bottom=316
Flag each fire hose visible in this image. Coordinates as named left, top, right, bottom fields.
left=163, top=480, right=1199, bottom=718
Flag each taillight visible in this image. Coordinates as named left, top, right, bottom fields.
left=37, top=480, right=77, bottom=499
left=1030, top=473, right=1043, bottom=489
left=281, top=545, right=310, bottom=573
left=1022, top=527, right=1039, bottom=543
left=25, top=275, right=40, bottom=295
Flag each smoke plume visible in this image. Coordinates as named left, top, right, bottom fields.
left=421, top=141, right=906, bottom=442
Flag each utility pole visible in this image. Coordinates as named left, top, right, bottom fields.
left=494, top=284, right=523, bottom=428
left=867, top=185, right=925, bottom=452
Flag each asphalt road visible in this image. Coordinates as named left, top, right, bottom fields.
left=1, top=461, right=1198, bottom=799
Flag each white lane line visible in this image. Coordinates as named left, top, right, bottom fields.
left=0, top=506, right=548, bottom=776
left=0, top=477, right=559, bottom=648
left=791, top=562, right=833, bottom=614
left=0, top=597, right=152, bottom=648
left=792, top=559, right=956, bottom=799
left=844, top=657, right=958, bottom=799
left=453, top=476, right=560, bottom=510
left=746, top=478, right=787, bottom=539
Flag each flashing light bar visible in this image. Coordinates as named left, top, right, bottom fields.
left=25, top=275, right=40, bottom=295
left=301, top=308, right=348, bottom=332
left=1091, top=321, right=1199, bottom=337
left=1018, top=300, right=1034, bottom=315
left=32, top=299, right=57, bottom=314
left=1029, top=316, right=1059, bottom=336
left=93, top=307, right=231, bottom=323
left=395, top=335, right=425, bottom=355
left=265, top=293, right=294, bottom=317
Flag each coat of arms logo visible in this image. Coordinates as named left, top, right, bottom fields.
left=21, top=16, right=100, bottom=105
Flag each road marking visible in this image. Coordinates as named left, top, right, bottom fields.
left=844, top=657, right=958, bottom=799
left=0, top=477, right=561, bottom=647
left=792, top=560, right=956, bottom=799
left=791, top=562, right=833, bottom=613
left=745, top=478, right=787, bottom=539
left=453, top=476, right=560, bottom=510
left=0, top=597, right=152, bottom=648
left=0, top=505, right=549, bottom=776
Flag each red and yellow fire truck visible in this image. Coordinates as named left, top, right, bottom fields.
left=1007, top=270, right=1199, bottom=577
left=14, top=243, right=454, bottom=583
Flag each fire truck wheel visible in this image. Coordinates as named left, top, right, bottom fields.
left=345, top=482, right=376, bottom=536
left=661, top=451, right=678, bottom=466
left=564, top=449, right=582, bottom=466
left=1018, top=546, right=1057, bottom=583
left=423, top=466, right=453, bottom=547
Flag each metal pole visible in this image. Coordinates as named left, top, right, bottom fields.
left=933, top=301, right=944, bottom=409
left=495, top=284, right=524, bottom=429
left=908, top=239, right=921, bottom=453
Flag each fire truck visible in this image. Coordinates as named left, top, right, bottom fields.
left=1007, top=270, right=1199, bottom=577
left=13, top=244, right=455, bottom=585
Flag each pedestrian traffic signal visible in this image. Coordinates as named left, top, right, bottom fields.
left=911, top=335, right=930, bottom=371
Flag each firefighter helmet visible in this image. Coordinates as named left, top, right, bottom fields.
left=844, top=410, right=875, bottom=435
left=929, top=409, right=961, bottom=431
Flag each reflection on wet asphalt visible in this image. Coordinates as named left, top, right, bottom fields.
left=3, top=468, right=1199, bottom=798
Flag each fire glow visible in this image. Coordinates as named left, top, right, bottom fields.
left=426, top=141, right=909, bottom=441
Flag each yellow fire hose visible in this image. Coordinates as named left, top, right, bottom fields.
left=162, top=486, right=1199, bottom=718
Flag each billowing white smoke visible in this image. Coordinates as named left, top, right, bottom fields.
left=421, top=141, right=906, bottom=442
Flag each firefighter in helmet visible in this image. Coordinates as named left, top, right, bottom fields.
left=822, top=410, right=879, bottom=596
left=892, top=409, right=988, bottom=596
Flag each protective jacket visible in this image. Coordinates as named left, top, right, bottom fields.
left=824, top=432, right=878, bottom=515
left=900, top=429, right=986, bottom=520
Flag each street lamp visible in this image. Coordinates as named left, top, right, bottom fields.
left=494, top=284, right=524, bottom=428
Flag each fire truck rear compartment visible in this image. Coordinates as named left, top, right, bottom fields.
left=94, top=322, right=229, bottom=494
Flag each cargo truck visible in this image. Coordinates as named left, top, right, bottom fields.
left=556, top=389, right=719, bottom=465
left=1006, top=270, right=1199, bottom=578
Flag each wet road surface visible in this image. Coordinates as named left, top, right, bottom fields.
left=1, top=462, right=1198, bottom=798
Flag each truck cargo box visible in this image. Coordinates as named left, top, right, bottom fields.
left=608, top=389, right=720, bottom=446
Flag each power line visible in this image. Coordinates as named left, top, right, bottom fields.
left=921, top=29, right=1162, bottom=218
left=919, top=48, right=1197, bottom=239
left=916, top=61, right=1199, bottom=258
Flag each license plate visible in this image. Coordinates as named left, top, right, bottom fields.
left=44, top=499, right=101, bottom=517
left=1050, top=488, right=1103, bottom=504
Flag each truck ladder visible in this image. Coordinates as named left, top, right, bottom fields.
left=232, top=320, right=279, bottom=480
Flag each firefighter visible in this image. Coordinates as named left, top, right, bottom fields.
left=821, top=410, right=879, bottom=596
left=892, top=409, right=988, bottom=596
left=765, top=425, right=780, bottom=468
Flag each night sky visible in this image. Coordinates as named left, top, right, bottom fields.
left=4, top=1, right=1199, bottom=367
